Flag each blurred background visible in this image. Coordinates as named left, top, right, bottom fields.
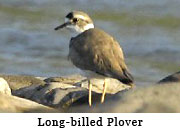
left=0, top=0, right=180, bottom=86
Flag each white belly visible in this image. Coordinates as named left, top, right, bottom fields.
left=80, top=70, right=106, bottom=80
left=77, top=69, right=131, bottom=94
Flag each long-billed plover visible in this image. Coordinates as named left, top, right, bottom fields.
left=54, top=11, right=134, bottom=106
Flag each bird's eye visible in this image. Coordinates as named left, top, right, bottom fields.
left=73, top=18, right=79, bottom=23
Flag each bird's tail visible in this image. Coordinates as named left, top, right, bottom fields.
left=121, top=69, right=134, bottom=87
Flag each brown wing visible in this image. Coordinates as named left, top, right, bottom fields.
left=69, top=28, right=134, bottom=85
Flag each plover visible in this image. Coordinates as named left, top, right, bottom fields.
left=54, top=11, right=134, bottom=106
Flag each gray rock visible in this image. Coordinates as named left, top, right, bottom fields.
left=3, top=74, right=180, bottom=113
left=0, top=74, right=45, bottom=91
left=44, top=74, right=86, bottom=84
left=45, top=74, right=131, bottom=94
left=79, top=78, right=131, bottom=94
left=44, top=87, right=89, bottom=109
left=12, top=82, right=87, bottom=108
left=13, top=81, right=96, bottom=109
left=0, top=92, right=60, bottom=113
left=0, top=77, right=11, bottom=95
left=158, top=71, right=180, bottom=84
left=13, top=75, right=130, bottom=109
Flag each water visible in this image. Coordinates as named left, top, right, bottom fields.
left=0, top=0, right=180, bottom=86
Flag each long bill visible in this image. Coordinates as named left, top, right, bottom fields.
left=54, top=22, right=71, bottom=30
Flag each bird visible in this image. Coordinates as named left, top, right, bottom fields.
left=54, top=11, right=134, bottom=106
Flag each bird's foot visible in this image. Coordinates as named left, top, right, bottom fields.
left=101, top=79, right=107, bottom=103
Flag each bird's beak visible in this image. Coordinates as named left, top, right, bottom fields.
left=54, top=22, right=71, bottom=30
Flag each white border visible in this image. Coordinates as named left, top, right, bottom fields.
left=0, top=113, right=179, bottom=137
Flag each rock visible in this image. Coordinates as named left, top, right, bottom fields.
left=2, top=74, right=180, bottom=113
left=45, top=87, right=88, bottom=109
left=79, top=78, right=131, bottom=94
left=0, top=92, right=60, bottom=112
left=44, top=74, right=86, bottom=85
left=158, top=71, right=180, bottom=84
left=0, top=77, right=11, bottom=95
left=67, top=83, right=180, bottom=113
left=45, top=75, right=131, bottom=94
left=0, top=74, right=45, bottom=91
left=12, top=81, right=93, bottom=109
left=12, top=81, right=83, bottom=107
left=13, top=75, right=130, bottom=109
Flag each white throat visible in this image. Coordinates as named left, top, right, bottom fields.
left=67, top=23, right=94, bottom=37
left=65, top=18, right=94, bottom=37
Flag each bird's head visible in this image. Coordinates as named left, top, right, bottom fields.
left=54, top=11, right=94, bottom=36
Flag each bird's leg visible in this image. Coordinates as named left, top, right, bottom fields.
left=88, top=80, right=92, bottom=107
left=101, top=78, right=107, bottom=103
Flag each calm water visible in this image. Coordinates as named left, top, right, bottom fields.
left=0, top=0, right=180, bottom=86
